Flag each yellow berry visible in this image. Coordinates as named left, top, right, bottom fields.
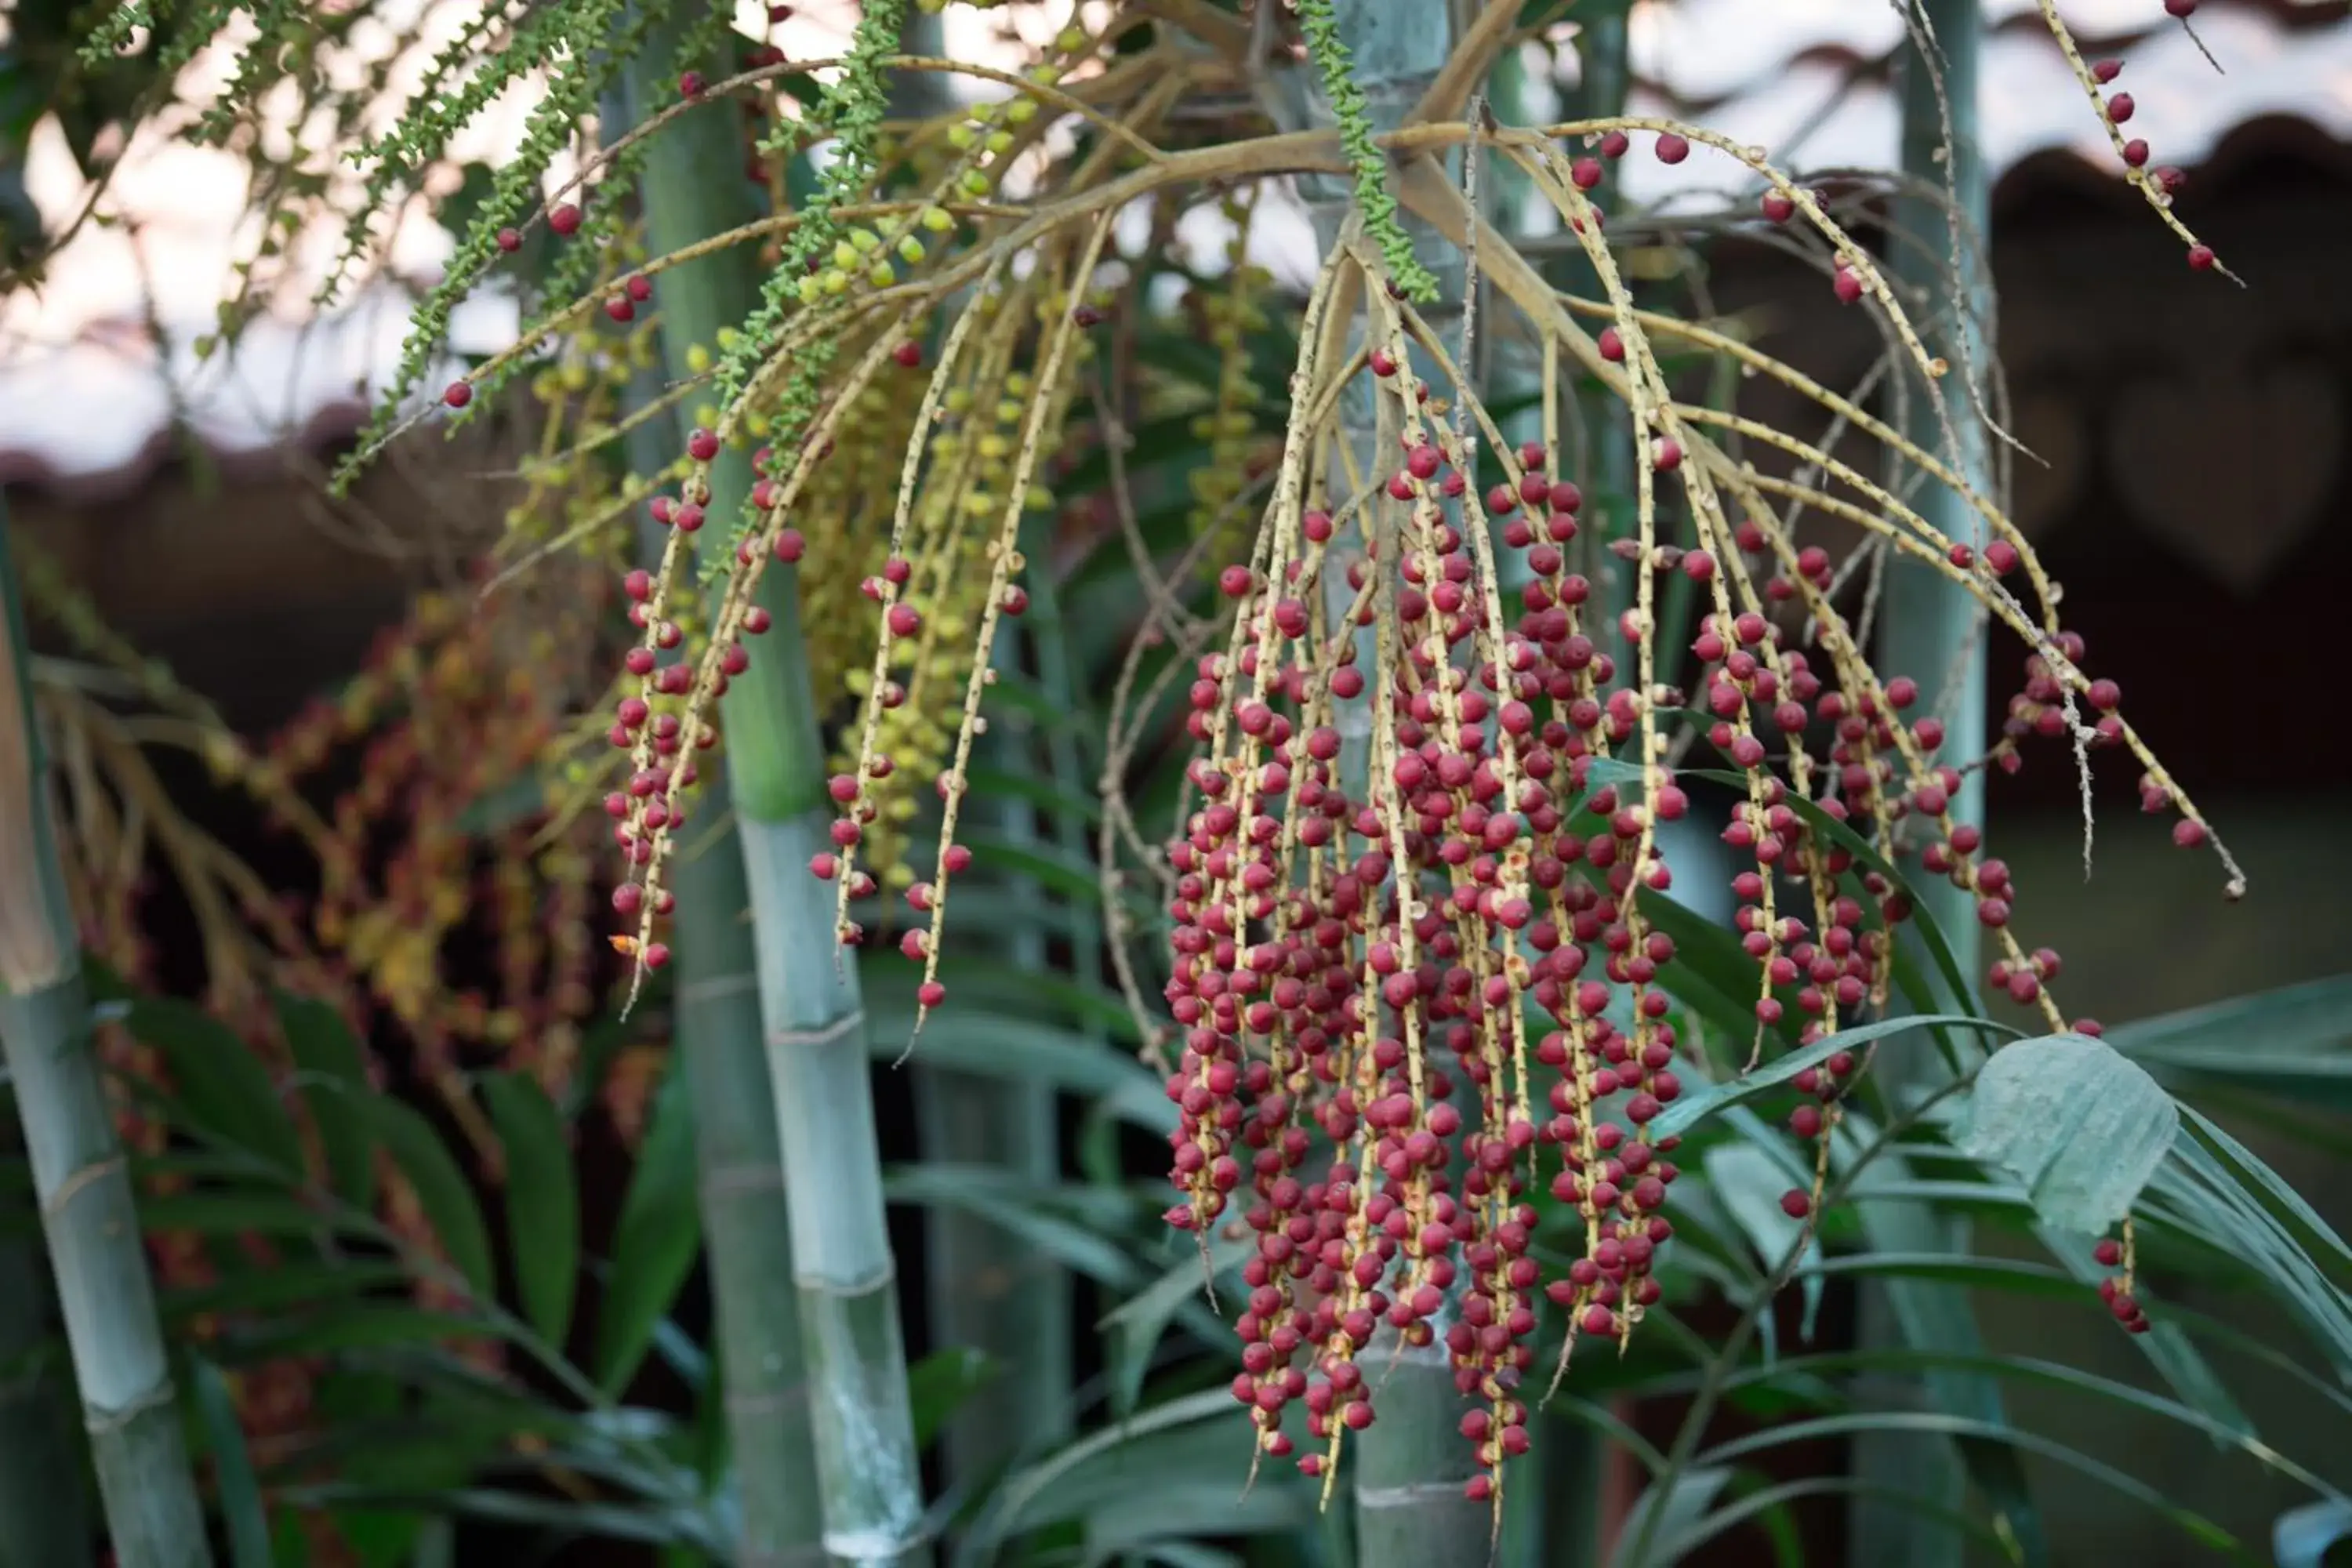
left=921, top=206, right=954, bottom=233
left=686, top=343, right=712, bottom=373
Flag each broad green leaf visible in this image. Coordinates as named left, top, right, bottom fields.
left=1651, top=1014, right=2012, bottom=1142
left=866, top=1005, right=1171, bottom=1132
left=1958, top=1034, right=2176, bottom=1233
left=322, top=1084, right=496, bottom=1302
left=1700, top=1143, right=1818, bottom=1352
left=283, top=1486, right=717, bottom=1550
left=906, top=1346, right=1000, bottom=1450
left=1100, top=1229, right=1252, bottom=1414
left=2105, top=973, right=2352, bottom=1093
left=968, top=1389, right=1251, bottom=1551
left=2153, top=1135, right=2352, bottom=1381
left=276, top=993, right=377, bottom=1210
left=481, top=1073, right=579, bottom=1348
left=163, top=1259, right=412, bottom=1325
left=2177, top=1105, right=2352, bottom=1269
left=2031, top=1221, right=2252, bottom=1440
left=122, top=994, right=304, bottom=1177
left=136, top=1192, right=368, bottom=1240
left=1610, top=1466, right=1734, bottom=1568
left=884, top=1166, right=1142, bottom=1290
left=192, top=1359, right=274, bottom=1568
left=1657, top=1477, right=2010, bottom=1566
left=217, top=1305, right=492, bottom=1363
left=1830, top=1113, right=2049, bottom=1566
left=1700, top=1411, right=2256, bottom=1563
left=595, top=1062, right=702, bottom=1392
left=2275, top=1501, right=2352, bottom=1568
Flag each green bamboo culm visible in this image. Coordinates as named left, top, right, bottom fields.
left=0, top=1112, right=95, bottom=1568
left=1480, top=42, right=1611, bottom=1568
left=1851, top=4, right=1997, bottom=1564
left=601, top=78, right=827, bottom=1568
left=0, top=506, right=212, bottom=1568
left=615, top=13, right=929, bottom=1566
left=1290, top=0, right=1483, bottom=1557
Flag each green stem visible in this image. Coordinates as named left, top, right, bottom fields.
left=1351, top=1335, right=1485, bottom=1563
left=1293, top=2, right=1478, bottom=1556
left=1852, top=7, right=1992, bottom=1566
left=1483, top=46, right=1612, bottom=1567
left=619, top=17, right=927, bottom=1565
left=0, top=1113, right=94, bottom=1568
left=0, top=514, right=211, bottom=1568
left=602, top=70, right=826, bottom=1565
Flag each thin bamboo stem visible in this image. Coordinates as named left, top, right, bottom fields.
left=0, top=1112, right=94, bottom=1568
left=1851, top=7, right=1991, bottom=1565
left=0, top=509, right=212, bottom=1567
left=1288, top=1, right=1479, bottom=1556
left=603, top=56, right=826, bottom=1563
left=618, top=14, right=928, bottom=1564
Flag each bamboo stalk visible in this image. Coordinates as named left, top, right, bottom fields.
left=894, top=17, right=1075, bottom=1494
left=617, top=16, right=928, bottom=1565
left=1289, top=2, right=1479, bottom=1557
left=0, top=510, right=211, bottom=1567
left=606, top=151, right=827, bottom=1568
left=1851, top=5, right=1991, bottom=1565
left=0, top=1112, right=95, bottom=1568
left=1480, top=42, right=1611, bottom=1568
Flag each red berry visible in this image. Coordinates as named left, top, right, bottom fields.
left=2093, top=1239, right=2122, bottom=1266
left=2107, top=93, right=2135, bottom=124
left=918, top=980, right=947, bottom=1007
left=604, top=296, right=633, bottom=322
left=679, top=71, right=704, bottom=97
left=1779, top=1189, right=1811, bottom=1218
left=1570, top=157, right=1603, bottom=191
left=1599, top=130, right=1628, bottom=158
left=443, top=381, right=472, bottom=408
left=495, top=227, right=521, bottom=253
left=887, top=603, right=921, bottom=637
left=1762, top=191, right=1794, bottom=223
left=641, top=942, right=672, bottom=971
left=1597, top=326, right=1624, bottom=362
left=2092, top=58, right=2122, bottom=84
left=2186, top=244, right=2215, bottom=271
left=2122, top=139, right=2149, bottom=169
left=1655, top=132, right=1690, bottom=165
left=1833, top=267, right=1864, bottom=305
left=775, top=528, right=806, bottom=563
left=893, top=340, right=922, bottom=368
left=688, top=427, right=720, bottom=462
left=2172, top=818, right=2207, bottom=849
left=2165, top=0, right=2195, bottom=16
left=549, top=201, right=583, bottom=236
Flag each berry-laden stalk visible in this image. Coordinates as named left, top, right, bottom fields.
left=1294, top=0, right=1484, bottom=1556
left=601, top=83, right=826, bottom=1568
left=892, top=9, right=1076, bottom=1495
left=0, top=1112, right=95, bottom=1568
left=615, top=14, right=928, bottom=1565
left=0, top=510, right=212, bottom=1568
